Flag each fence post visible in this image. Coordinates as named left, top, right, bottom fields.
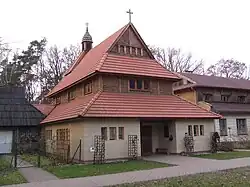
left=79, top=139, right=82, bottom=162
left=14, top=129, right=18, bottom=168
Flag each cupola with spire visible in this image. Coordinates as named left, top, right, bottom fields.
left=81, top=23, right=93, bottom=52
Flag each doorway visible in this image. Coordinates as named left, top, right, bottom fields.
left=140, top=125, right=152, bottom=155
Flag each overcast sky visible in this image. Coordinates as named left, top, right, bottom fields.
left=1, top=0, right=250, bottom=68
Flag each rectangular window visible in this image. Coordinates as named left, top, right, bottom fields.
left=109, top=127, right=117, bottom=140
left=136, top=79, right=143, bottom=89
left=238, top=96, right=246, bottom=103
left=101, top=127, right=107, bottom=140
left=56, top=97, right=61, bottom=104
left=188, top=125, right=192, bottom=136
left=221, top=95, right=229, bottom=102
left=129, top=79, right=150, bottom=91
left=118, top=127, right=124, bottom=140
left=68, top=88, right=76, bottom=101
left=236, top=119, right=248, bottom=135
left=200, top=125, right=204, bottom=136
left=219, top=119, right=227, bottom=136
left=144, top=80, right=150, bottom=90
left=164, top=125, right=169, bottom=138
left=203, top=94, right=212, bottom=102
left=129, top=79, right=135, bottom=89
left=84, top=82, right=92, bottom=95
left=194, top=125, right=199, bottom=136
left=45, top=130, right=52, bottom=140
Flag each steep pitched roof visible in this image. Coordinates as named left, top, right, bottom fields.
left=0, top=86, right=45, bottom=127
left=175, top=73, right=250, bottom=91
left=47, top=23, right=180, bottom=97
left=41, top=92, right=220, bottom=124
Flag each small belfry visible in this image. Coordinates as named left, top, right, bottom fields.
left=82, top=22, right=93, bottom=52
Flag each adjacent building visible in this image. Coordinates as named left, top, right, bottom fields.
left=174, top=72, right=250, bottom=142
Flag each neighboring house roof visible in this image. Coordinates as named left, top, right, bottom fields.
left=47, top=23, right=180, bottom=97
left=211, top=103, right=250, bottom=113
left=41, top=92, right=221, bottom=124
left=174, top=72, right=250, bottom=91
left=32, top=104, right=55, bottom=116
left=0, top=86, right=45, bottom=127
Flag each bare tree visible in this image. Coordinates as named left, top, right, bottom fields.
left=150, top=46, right=205, bottom=74
left=206, top=58, right=247, bottom=79
left=35, top=44, right=80, bottom=103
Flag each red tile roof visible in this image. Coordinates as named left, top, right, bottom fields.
left=41, top=92, right=220, bottom=124
left=47, top=23, right=180, bottom=97
left=32, top=104, right=55, bottom=116
left=99, top=54, right=178, bottom=79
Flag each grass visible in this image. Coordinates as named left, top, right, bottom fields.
left=46, top=160, right=168, bottom=179
left=20, top=154, right=52, bottom=167
left=0, top=157, right=26, bottom=186
left=194, top=151, right=250, bottom=160
left=111, top=167, right=250, bottom=187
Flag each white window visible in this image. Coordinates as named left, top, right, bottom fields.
left=109, top=127, right=117, bottom=140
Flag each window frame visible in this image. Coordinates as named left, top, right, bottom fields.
left=109, top=127, right=117, bottom=140
left=203, top=94, right=212, bottom=102
left=56, top=96, right=61, bottom=104
left=68, top=88, right=76, bottom=101
left=188, top=125, right=193, bottom=136
left=84, top=81, right=92, bottom=95
left=221, top=95, right=229, bottom=102
left=194, top=125, right=199, bottom=136
left=236, top=118, right=248, bottom=135
left=118, top=127, right=124, bottom=140
left=200, top=125, right=204, bottom=136
left=238, top=96, right=246, bottom=103
left=45, top=130, right=52, bottom=140
left=128, top=79, right=150, bottom=91
left=101, top=127, right=107, bottom=141
left=219, top=119, right=227, bottom=136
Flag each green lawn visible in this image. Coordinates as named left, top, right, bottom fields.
left=0, top=157, right=26, bottom=186
left=46, top=160, right=168, bottom=179
left=194, top=151, right=250, bottom=160
left=111, top=167, right=250, bottom=187
left=20, top=154, right=52, bottom=167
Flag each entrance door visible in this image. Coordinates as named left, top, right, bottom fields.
left=0, top=131, right=13, bottom=154
left=141, top=125, right=152, bottom=155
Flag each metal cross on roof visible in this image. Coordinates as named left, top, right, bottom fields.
left=126, top=9, right=133, bottom=23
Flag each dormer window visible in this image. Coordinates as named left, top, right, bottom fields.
left=129, top=79, right=150, bottom=91
left=141, top=49, right=144, bottom=56
left=84, top=81, right=92, bottom=95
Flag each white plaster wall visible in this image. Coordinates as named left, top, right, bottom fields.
left=215, top=115, right=250, bottom=142
left=83, top=118, right=141, bottom=161
left=175, top=119, right=214, bottom=153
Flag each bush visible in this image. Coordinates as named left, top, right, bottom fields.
left=218, top=142, right=234, bottom=152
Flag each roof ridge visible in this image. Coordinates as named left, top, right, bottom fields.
left=174, top=95, right=222, bottom=118
left=80, top=91, right=102, bottom=116
left=96, top=53, right=108, bottom=71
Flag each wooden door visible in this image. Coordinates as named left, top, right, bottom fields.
left=141, top=125, right=152, bottom=155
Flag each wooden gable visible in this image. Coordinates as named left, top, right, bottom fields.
left=109, top=24, right=154, bottom=59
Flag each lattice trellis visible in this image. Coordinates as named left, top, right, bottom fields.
left=128, top=135, right=138, bottom=159
left=93, top=135, right=105, bottom=164
left=184, top=135, right=194, bottom=154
